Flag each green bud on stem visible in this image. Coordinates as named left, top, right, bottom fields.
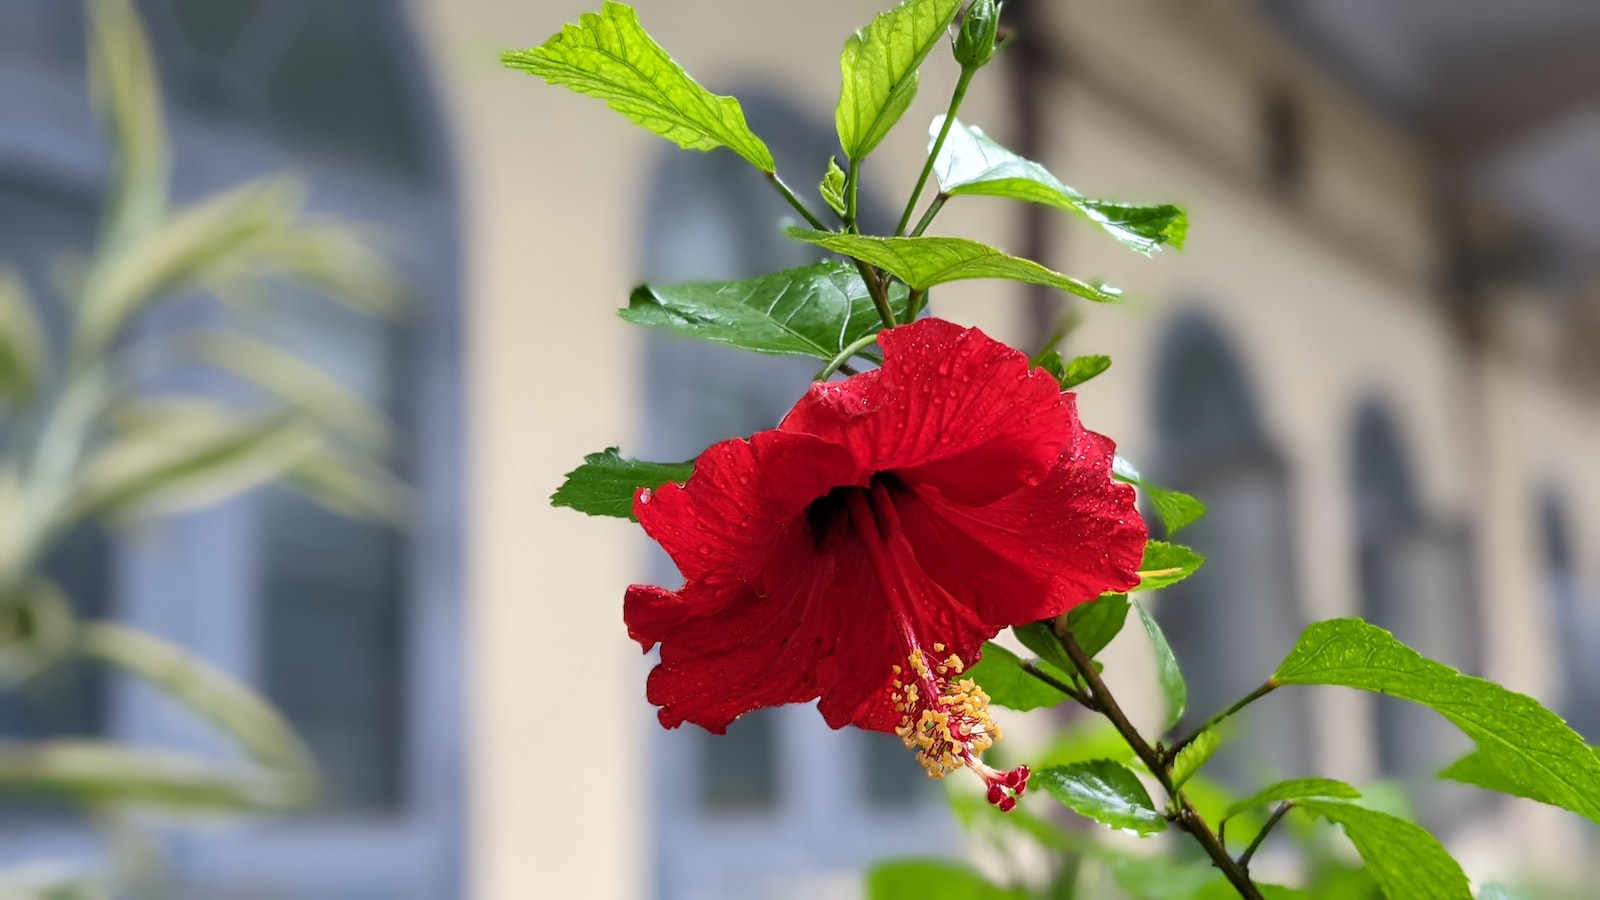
left=952, top=0, right=1001, bottom=71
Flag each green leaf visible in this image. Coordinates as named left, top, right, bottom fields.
left=1066, top=593, right=1132, bottom=660
left=821, top=156, right=848, bottom=218
left=72, top=409, right=319, bottom=523
left=1297, top=799, right=1471, bottom=900
left=1135, top=599, right=1186, bottom=729
left=284, top=448, right=410, bottom=525
left=965, top=642, right=1073, bottom=711
left=1222, top=777, right=1360, bottom=821
left=866, top=859, right=1023, bottom=900
left=0, top=741, right=312, bottom=813
left=0, top=578, right=76, bottom=686
left=620, top=261, right=910, bottom=360
left=835, top=0, right=963, bottom=161
left=551, top=448, right=694, bottom=521
left=1034, top=351, right=1112, bottom=391
left=932, top=116, right=1187, bottom=254
left=1274, top=618, right=1600, bottom=826
left=0, top=267, right=48, bottom=405
left=1137, top=540, right=1204, bottom=591
left=1437, top=749, right=1537, bottom=800
left=786, top=229, right=1122, bottom=303
left=1013, top=621, right=1076, bottom=674
left=1170, top=728, right=1220, bottom=789
left=77, top=622, right=311, bottom=772
left=502, top=2, right=774, bottom=172
left=1036, top=759, right=1166, bottom=835
left=88, top=0, right=170, bottom=251
left=1113, top=456, right=1207, bottom=535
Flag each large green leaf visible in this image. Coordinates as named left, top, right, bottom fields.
left=835, top=0, right=962, bottom=161
left=1274, top=619, right=1600, bottom=825
left=502, top=2, right=773, bottom=172
left=551, top=448, right=694, bottom=521
left=1135, top=599, right=1186, bottom=729
left=1113, top=455, right=1206, bottom=534
left=786, top=229, right=1122, bottom=302
left=620, top=262, right=910, bottom=360
left=71, top=408, right=319, bottom=522
left=1297, top=799, right=1471, bottom=900
left=0, top=741, right=312, bottom=813
left=866, top=859, right=1023, bottom=900
left=1036, top=759, right=1167, bottom=835
left=77, top=622, right=311, bottom=772
left=1222, top=777, right=1361, bottom=820
left=0, top=267, right=48, bottom=405
left=1137, top=541, right=1205, bottom=591
left=1013, top=621, right=1076, bottom=673
left=1064, top=593, right=1132, bottom=660
left=931, top=116, right=1187, bottom=255
left=965, top=642, right=1073, bottom=711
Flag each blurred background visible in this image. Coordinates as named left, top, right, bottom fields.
left=1, top=0, right=1597, bottom=898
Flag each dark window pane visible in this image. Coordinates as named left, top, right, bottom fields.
left=698, top=711, right=777, bottom=813
left=859, top=731, right=927, bottom=809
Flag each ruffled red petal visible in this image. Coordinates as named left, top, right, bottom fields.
left=780, top=319, right=1072, bottom=506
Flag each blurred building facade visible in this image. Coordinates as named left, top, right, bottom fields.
left=3, top=0, right=1599, bottom=898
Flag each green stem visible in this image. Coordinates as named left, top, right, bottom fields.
left=896, top=67, right=975, bottom=236
left=854, top=261, right=898, bottom=329
left=906, top=288, right=926, bottom=319
left=818, top=333, right=880, bottom=381
left=910, top=195, right=948, bottom=238
left=1237, top=802, right=1294, bottom=869
left=1056, top=629, right=1263, bottom=900
left=845, top=159, right=861, bottom=232
left=765, top=172, right=828, bottom=232
left=1018, top=659, right=1092, bottom=709
left=1164, top=680, right=1280, bottom=763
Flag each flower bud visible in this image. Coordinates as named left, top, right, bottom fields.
left=952, top=0, right=1001, bottom=71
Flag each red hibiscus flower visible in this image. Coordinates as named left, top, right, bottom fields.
left=626, top=318, right=1146, bottom=809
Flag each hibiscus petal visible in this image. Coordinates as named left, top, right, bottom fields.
left=781, top=319, right=1071, bottom=505
left=894, top=423, right=1146, bottom=627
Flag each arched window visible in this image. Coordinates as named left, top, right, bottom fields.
left=1540, top=494, right=1598, bottom=741
left=0, top=2, right=462, bottom=895
left=1151, top=313, right=1310, bottom=787
left=640, top=92, right=948, bottom=900
left=1350, top=401, right=1476, bottom=820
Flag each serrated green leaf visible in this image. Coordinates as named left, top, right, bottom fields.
left=502, top=2, right=773, bottom=171
left=1066, top=593, right=1131, bottom=660
left=932, top=116, right=1187, bottom=254
left=821, top=156, right=848, bottom=218
left=866, top=858, right=1023, bottom=900
left=550, top=448, right=693, bottom=521
left=1297, top=799, right=1471, bottom=900
left=1113, top=455, right=1207, bottom=534
left=965, top=642, right=1073, bottom=711
left=835, top=0, right=962, bottom=161
left=1275, top=619, right=1600, bottom=826
left=786, top=229, right=1122, bottom=302
left=1036, top=759, right=1166, bottom=835
left=1170, top=728, right=1220, bottom=789
left=1436, top=749, right=1538, bottom=800
left=1135, top=599, right=1186, bottom=729
left=0, top=741, right=312, bottom=813
left=1137, top=540, right=1204, bottom=591
left=0, top=267, right=48, bottom=405
left=1222, top=777, right=1361, bottom=820
left=620, top=261, right=909, bottom=360
left=1034, top=351, right=1112, bottom=391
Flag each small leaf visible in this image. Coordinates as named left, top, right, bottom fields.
left=1036, top=759, right=1166, bottom=835
left=502, top=2, right=774, bottom=172
left=1113, top=455, right=1207, bottom=534
left=835, top=0, right=963, bottom=161
left=1137, top=540, right=1204, bottom=591
left=1223, top=777, right=1361, bottom=820
left=1013, top=621, right=1076, bottom=674
left=786, top=229, right=1122, bottom=303
left=1274, top=619, right=1600, bottom=826
left=1136, top=599, right=1186, bottom=729
left=821, top=156, right=848, bottom=218
left=1059, top=354, right=1111, bottom=390
left=1170, top=728, right=1220, bottom=789
left=620, top=261, right=910, bottom=360
left=1297, top=799, right=1471, bottom=900
left=551, top=448, right=694, bottom=521
left=932, top=116, right=1187, bottom=254
left=965, top=642, right=1073, bottom=711
left=866, top=859, right=1023, bottom=900
left=0, top=741, right=312, bottom=813
left=1066, top=593, right=1132, bottom=661
left=0, top=267, right=48, bottom=405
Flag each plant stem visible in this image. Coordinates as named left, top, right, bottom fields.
left=765, top=172, right=828, bottom=231
left=855, top=261, right=898, bottom=329
left=1018, top=659, right=1093, bottom=709
left=1056, top=629, right=1264, bottom=900
left=1237, top=802, right=1294, bottom=869
left=910, top=195, right=948, bottom=238
left=845, top=159, right=861, bottom=232
left=1164, top=680, right=1280, bottom=763
left=906, top=288, right=926, bottom=319
left=818, top=334, right=880, bottom=381
left=896, top=67, right=975, bottom=236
